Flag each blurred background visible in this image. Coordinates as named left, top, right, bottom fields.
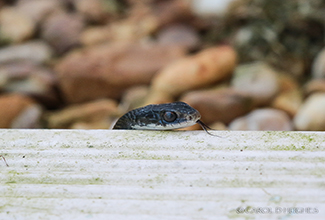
left=0, top=0, right=324, bottom=131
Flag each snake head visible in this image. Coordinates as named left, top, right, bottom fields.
left=113, top=101, right=201, bottom=130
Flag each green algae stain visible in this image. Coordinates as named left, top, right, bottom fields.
left=271, top=144, right=306, bottom=151
left=259, top=131, right=324, bottom=151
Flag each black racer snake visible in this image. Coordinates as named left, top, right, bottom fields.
left=113, top=101, right=218, bottom=136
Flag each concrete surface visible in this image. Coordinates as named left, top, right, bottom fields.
left=0, top=129, right=324, bottom=219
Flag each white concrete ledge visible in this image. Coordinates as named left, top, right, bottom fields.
left=0, top=130, right=324, bottom=219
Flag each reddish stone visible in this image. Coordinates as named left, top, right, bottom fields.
left=56, top=42, right=185, bottom=103
left=41, top=11, right=84, bottom=54
left=146, top=45, right=237, bottom=104
left=181, top=88, right=254, bottom=124
left=0, top=94, right=41, bottom=128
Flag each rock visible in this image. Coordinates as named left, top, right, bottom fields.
left=41, top=11, right=84, bottom=54
left=278, top=56, right=306, bottom=79
left=271, top=89, right=302, bottom=117
left=294, top=93, right=325, bottom=131
left=110, top=17, right=158, bottom=42
left=231, top=62, right=280, bottom=106
left=11, top=104, right=43, bottom=128
left=146, top=45, right=237, bottom=104
left=157, top=24, right=200, bottom=50
left=56, top=42, right=185, bottom=103
left=305, top=79, right=325, bottom=95
left=181, top=88, right=254, bottom=124
left=0, top=6, right=36, bottom=43
left=17, top=0, right=63, bottom=24
left=152, top=0, right=192, bottom=26
left=80, top=26, right=112, bottom=46
left=277, top=73, right=299, bottom=92
left=271, top=73, right=302, bottom=117
left=0, top=40, right=53, bottom=64
left=80, top=1, right=159, bottom=46
left=0, top=94, right=42, bottom=128
left=80, top=1, right=172, bottom=46
left=84, top=17, right=157, bottom=44
left=73, top=0, right=117, bottom=23
left=81, top=17, right=156, bottom=46
left=81, top=19, right=157, bottom=46
left=46, top=99, right=118, bottom=129
left=229, top=108, right=293, bottom=131
left=0, top=61, right=59, bottom=108
left=312, top=48, right=325, bottom=79
left=191, top=0, right=236, bottom=16
left=80, top=26, right=108, bottom=46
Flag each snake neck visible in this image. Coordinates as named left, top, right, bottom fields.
left=112, top=112, right=135, bottom=129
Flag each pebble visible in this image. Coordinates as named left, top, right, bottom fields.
left=270, top=73, right=302, bottom=116
left=17, top=0, right=62, bottom=24
left=0, top=61, right=59, bottom=108
left=11, top=104, right=43, bottom=128
left=311, top=48, right=325, bottom=79
left=271, top=89, right=302, bottom=117
left=146, top=45, right=237, bottom=104
left=109, top=17, right=157, bottom=42
left=56, top=42, right=185, bottom=103
left=80, top=26, right=112, bottom=46
left=229, top=108, right=293, bottom=131
left=304, top=79, right=325, bottom=95
left=0, top=6, right=35, bottom=43
left=181, top=88, right=254, bottom=124
left=157, top=24, right=200, bottom=50
left=191, top=0, right=236, bottom=16
left=46, top=99, right=118, bottom=129
left=294, top=93, right=325, bottom=131
left=277, top=73, right=300, bottom=92
left=0, top=40, right=53, bottom=64
left=80, top=16, right=157, bottom=45
left=152, top=0, right=192, bottom=26
left=0, top=94, right=42, bottom=128
left=73, top=0, right=114, bottom=23
left=231, top=62, right=280, bottom=106
left=41, top=11, right=84, bottom=54
left=80, top=2, right=159, bottom=46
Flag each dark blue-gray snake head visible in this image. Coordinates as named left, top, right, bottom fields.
left=113, top=101, right=201, bottom=130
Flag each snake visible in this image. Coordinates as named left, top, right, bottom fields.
left=113, top=101, right=217, bottom=136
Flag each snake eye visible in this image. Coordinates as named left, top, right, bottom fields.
left=163, top=111, right=177, bottom=122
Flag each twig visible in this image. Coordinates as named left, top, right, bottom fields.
left=0, top=155, right=9, bottom=167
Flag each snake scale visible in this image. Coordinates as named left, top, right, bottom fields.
left=113, top=101, right=217, bottom=136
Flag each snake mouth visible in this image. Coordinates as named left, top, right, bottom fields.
left=186, top=111, right=201, bottom=122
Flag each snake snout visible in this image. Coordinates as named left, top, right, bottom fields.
left=186, top=111, right=201, bottom=122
